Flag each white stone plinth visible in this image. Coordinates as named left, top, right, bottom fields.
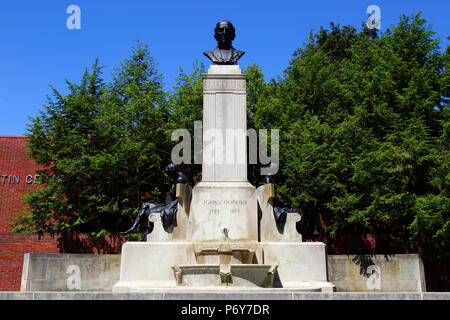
left=202, top=65, right=247, bottom=181
left=190, top=181, right=258, bottom=242
left=262, top=242, right=335, bottom=292
left=146, top=184, right=192, bottom=242
left=256, top=184, right=303, bottom=242
left=112, top=242, right=196, bottom=292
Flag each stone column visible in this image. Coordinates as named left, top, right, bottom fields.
left=202, top=64, right=247, bottom=181
left=190, top=65, right=258, bottom=243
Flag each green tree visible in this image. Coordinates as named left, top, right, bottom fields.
left=272, top=13, right=449, bottom=257
left=165, top=62, right=205, bottom=182
left=13, top=43, right=170, bottom=237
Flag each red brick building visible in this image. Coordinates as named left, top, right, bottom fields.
left=0, top=136, right=125, bottom=291
left=0, top=136, right=42, bottom=234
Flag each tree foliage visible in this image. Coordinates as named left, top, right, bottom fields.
left=247, top=13, right=449, bottom=257
left=13, top=43, right=171, bottom=236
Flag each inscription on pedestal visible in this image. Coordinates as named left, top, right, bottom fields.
left=190, top=183, right=258, bottom=242
left=205, top=199, right=247, bottom=215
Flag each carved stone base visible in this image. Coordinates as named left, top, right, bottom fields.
left=112, top=242, right=195, bottom=292
left=112, top=241, right=335, bottom=292
left=261, top=242, right=335, bottom=292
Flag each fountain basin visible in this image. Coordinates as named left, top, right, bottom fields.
left=172, top=264, right=278, bottom=288
left=194, top=248, right=256, bottom=264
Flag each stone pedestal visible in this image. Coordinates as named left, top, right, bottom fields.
left=189, top=65, right=257, bottom=243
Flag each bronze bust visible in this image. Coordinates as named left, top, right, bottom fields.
left=203, top=20, right=245, bottom=65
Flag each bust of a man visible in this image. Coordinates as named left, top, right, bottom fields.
left=203, top=20, right=245, bottom=65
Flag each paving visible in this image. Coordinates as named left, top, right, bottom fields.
left=0, top=291, right=449, bottom=300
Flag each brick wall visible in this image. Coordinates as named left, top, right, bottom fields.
left=0, top=136, right=43, bottom=233
left=0, top=234, right=58, bottom=291
left=0, top=136, right=128, bottom=291
left=0, top=233, right=125, bottom=291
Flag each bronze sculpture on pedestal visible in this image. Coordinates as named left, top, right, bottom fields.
left=203, top=20, right=245, bottom=65
left=122, top=164, right=188, bottom=241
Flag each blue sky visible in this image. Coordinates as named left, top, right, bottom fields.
left=0, top=0, right=448, bottom=135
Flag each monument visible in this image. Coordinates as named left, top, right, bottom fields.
left=112, top=21, right=335, bottom=292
